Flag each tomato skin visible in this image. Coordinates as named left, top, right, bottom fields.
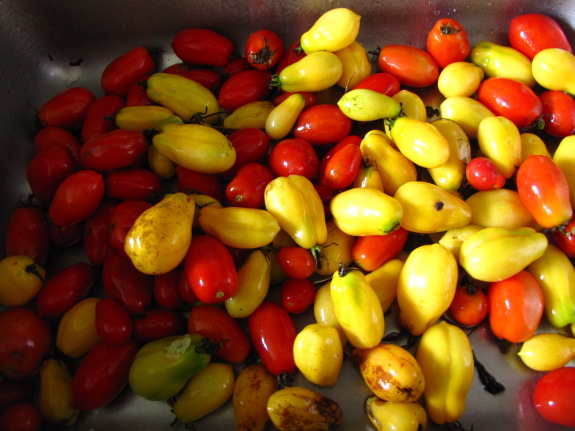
left=164, top=63, right=222, bottom=93
left=38, top=86, right=96, bottom=130
left=108, top=200, right=153, bottom=257
left=187, top=304, right=250, bottom=363
left=177, top=267, right=199, bottom=303
left=83, top=199, right=117, bottom=265
left=176, top=166, right=224, bottom=201
left=539, top=90, right=575, bottom=138
left=351, top=227, right=409, bottom=272
left=153, top=267, right=185, bottom=310
left=218, top=69, right=273, bottom=112
left=277, top=246, right=316, bottom=280
left=293, top=104, right=353, bottom=146
left=377, top=44, right=440, bottom=88
left=101, top=46, right=155, bottom=96
left=280, top=278, right=316, bottom=314
left=276, top=39, right=306, bottom=74
left=223, top=128, right=271, bottom=178
left=125, top=76, right=154, bottom=107
left=72, top=340, right=139, bottom=410
left=80, top=129, right=148, bottom=172
left=353, top=72, right=401, bottom=96
left=268, top=138, right=319, bottom=180
left=551, top=216, right=575, bottom=258
left=226, top=162, right=274, bottom=208
left=0, top=381, right=34, bottom=414
left=95, top=298, right=133, bottom=345
left=248, top=301, right=297, bottom=376
left=509, top=13, right=573, bottom=60
left=33, top=126, right=81, bottom=160
left=105, top=169, right=163, bottom=202
left=223, top=57, right=252, bottom=77
left=36, top=261, right=96, bottom=318
left=465, top=157, right=506, bottom=191
left=133, top=309, right=186, bottom=342
left=426, top=18, right=471, bottom=68
left=533, top=366, right=575, bottom=427
left=81, top=94, right=125, bottom=142
left=318, top=141, right=363, bottom=190
left=171, top=28, right=234, bottom=67
left=5, top=206, right=50, bottom=266
left=448, top=286, right=489, bottom=327
left=245, top=29, right=284, bottom=71
left=0, top=402, right=41, bottom=431
left=48, top=222, right=83, bottom=247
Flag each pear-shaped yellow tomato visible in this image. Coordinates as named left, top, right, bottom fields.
left=265, top=93, right=306, bottom=140
left=439, top=96, right=495, bottom=139
left=352, top=164, right=385, bottom=191
left=315, top=219, right=356, bottom=277
left=115, top=105, right=175, bottom=131
left=366, top=398, right=427, bottom=431
left=223, top=100, right=275, bottom=130
left=300, top=7, right=361, bottom=54
left=392, top=90, right=427, bottom=122
left=438, top=224, right=483, bottom=263
left=365, top=258, right=404, bottom=313
left=0, top=255, right=45, bottom=307
left=520, top=132, right=551, bottom=161
left=56, top=297, right=101, bottom=358
left=466, top=189, right=537, bottom=230
left=124, top=192, right=195, bottom=275
left=553, top=135, right=575, bottom=208
left=233, top=364, right=278, bottom=431
left=39, top=359, right=79, bottom=426
left=313, top=282, right=347, bottom=346
left=518, top=332, right=575, bottom=371
left=471, top=41, right=535, bottom=87
left=437, top=61, right=485, bottom=98
left=277, top=51, right=343, bottom=93
left=338, top=89, right=402, bottom=122
left=477, top=116, right=522, bottom=178
left=147, top=145, right=176, bottom=179
left=335, top=41, right=372, bottom=88
left=532, top=48, right=575, bottom=93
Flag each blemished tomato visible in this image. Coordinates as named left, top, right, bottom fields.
left=153, top=267, right=185, bottom=310
left=351, top=227, right=409, bottom=272
left=83, top=199, right=117, bottom=266
left=183, top=235, right=238, bottom=303
left=448, top=285, right=489, bottom=327
left=509, top=13, right=573, bottom=60
left=280, top=278, right=316, bottom=314
left=5, top=206, right=50, bottom=266
left=109, top=200, right=153, bottom=257
left=105, top=169, right=163, bottom=202
left=277, top=246, right=316, bottom=280
left=426, top=18, right=471, bottom=69
left=0, top=307, right=53, bottom=381
left=218, top=69, right=273, bottom=112
left=171, top=28, right=234, bottom=67
left=377, top=44, right=440, bottom=88
left=533, top=366, right=575, bottom=427
left=477, top=77, right=543, bottom=128
left=187, top=304, right=250, bottom=363
left=133, top=309, right=186, bottom=342
left=176, top=166, right=224, bottom=201
left=293, top=104, right=353, bottom=146
left=353, top=72, right=401, bottom=96
left=275, top=39, right=306, bottom=74
left=0, top=402, right=41, bottom=431
left=245, top=29, right=284, bottom=71
left=488, top=270, right=544, bottom=343
left=268, top=138, right=319, bottom=180
left=101, top=46, right=155, bottom=96
left=80, top=94, right=125, bottom=142
left=163, top=63, right=222, bottom=93
left=465, top=156, right=507, bottom=191
left=95, top=298, right=133, bottom=345
left=48, top=169, right=105, bottom=227
left=226, top=162, right=274, bottom=208
left=318, top=140, right=363, bottom=190
left=33, top=126, right=81, bottom=160
left=551, top=216, right=575, bottom=258
left=80, top=129, right=148, bottom=172
left=223, top=127, right=271, bottom=178
left=539, top=90, right=575, bottom=138
left=38, top=86, right=96, bottom=130
left=248, top=301, right=297, bottom=376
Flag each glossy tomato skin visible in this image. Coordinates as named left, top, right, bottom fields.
left=80, top=94, right=125, bottom=142
left=38, top=86, right=96, bottom=130
left=509, top=13, right=573, bottom=60
left=105, top=169, right=163, bottom=202
left=539, top=90, right=575, bottom=138
left=33, top=126, right=81, bottom=160
left=80, top=129, right=148, bottom=172
left=377, top=44, right=440, bottom=88
left=551, top=216, right=575, bottom=258
left=163, top=63, right=222, bottom=94
left=218, top=69, right=273, bottom=112
left=293, top=104, right=353, bottom=146
left=248, top=301, right=297, bottom=376
left=466, top=157, right=506, bottom=191
left=0, top=402, right=41, bottom=431
left=426, top=18, right=471, bottom=68
left=72, top=340, right=139, bottom=410
left=101, top=46, right=155, bottom=96
left=153, top=267, right=185, bottom=310
left=275, top=39, right=306, bottom=74
left=83, top=199, right=117, bottom=265
left=318, top=140, right=363, bottom=190
left=226, top=162, right=274, bottom=208
left=268, top=138, right=319, bottom=180
left=448, top=286, right=489, bottom=327
left=133, top=309, right=186, bottom=342
left=5, top=206, right=50, bottom=266
left=108, top=200, right=153, bottom=257
left=353, top=72, right=401, bottom=96
left=245, top=29, right=284, bottom=71
left=176, top=166, right=224, bottom=201
left=351, top=227, right=409, bottom=272
left=95, top=298, right=133, bottom=345
left=533, top=366, right=575, bottom=427
left=280, top=278, right=316, bottom=314
left=223, top=128, right=271, bottom=178
left=171, top=28, right=234, bottom=67
left=187, top=304, right=250, bottom=363
left=0, top=308, right=52, bottom=381
left=277, top=246, right=316, bottom=280
left=178, top=267, right=199, bottom=304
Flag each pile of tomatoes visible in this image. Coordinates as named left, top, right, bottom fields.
left=2, top=7, right=575, bottom=431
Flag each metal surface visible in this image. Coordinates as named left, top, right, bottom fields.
left=0, top=0, right=574, bottom=430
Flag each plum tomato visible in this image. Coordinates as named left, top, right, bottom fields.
left=533, top=366, right=575, bottom=427
left=426, top=18, right=471, bottom=68
left=218, top=69, right=273, bottom=112
left=125, top=76, right=154, bottom=107
left=353, top=72, right=401, bottom=96
left=377, top=44, right=440, bottom=88
left=80, top=129, right=148, bottom=172
left=465, top=157, right=506, bottom=191
left=109, top=200, right=153, bottom=258
left=163, top=63, right=222, bottom=93
left=171, top=28, right=234, bottom=67
left=276, top=246, right=316, bottom=280
left=223, top=128, right=271, bottom=178
left=268, top=138, right=319, bottom=180
left=273, top=91, right=317, bottom=109
left=351, top=227, right=408, bottom=272
left=293, top=104, right=353, bottom=146
left=280, top=278, right=316, bottom=314
left=5, top=206, right=50, bottom=266
left=0, top=381, right=34, bottom=415
left=101, top=46, right=155, bottom=97
left=275, top=39, right=306, bottom=74
left=448, top=285, right=489, bottom=327
left=245, top=29, right=284, bottom=71
left=95, top=298, right=133, bottom=345
left=176, top=166, right=224, bottom=201
left=551, top=215, right=575, bottom=258
left=83, top=199, right=117, bottom=266
left=105, top=169, right=163, bottom=202
left=539, top=90, right=575, bottom=138
left=509, top=13, right=573, bottom=60
left=223, top=56, right=252, bottom=77
left=33, top=126, right=81, bottom=160
left=317, top=140, right=363, bottom=190
left=0, top=402, right=42, bottom=431
left=133, top=309, right=186, bottom=342
left=48, top=220, right=83, bottom=248
left=153, top=267, right=185, bottom=310
left=80, top=94, right=125, bottom=143
left=225, top=162, right=274, bottom=208
left=38, top=86, right=96, bottom=131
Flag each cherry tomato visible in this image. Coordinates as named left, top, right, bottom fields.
left=487, top=270, right=544, bottom=343
left=533, top=366, right=575, bottom=427
left=551, top=215, right=575, bottom=258
left=171, top=28, right=234, bottom=67
left=0, top=381, right=34, bottom=415
left=153, top=267, right=185, bottom=310
left=38, top=86, right=96, bottom=130
left=477, top=77, right=543, bottom=128
left=280, top=278, right=316, bottom=314
left=163, top=63, right=222, bottom=93
left=448, top=285, right=489, bottom=327
left=465, top=157, right=506, bottom=191
left=108, top=200, right=153, bottom=257
left=95, top=298, right=133, bottom=345
left=0, top=402, right=41, bottom=431
left=33, top=126, right=81, bottom=160
left=48, top=221, right=83, bottom=247
left=80, top=94, right=125, bottom=142
left=268, top=138, right=319, bottom=180
left=218, top=69, right=273, bottom=112
left=248, top=301, right=297, bottom=376
left=509, top=13, right=573, bottom=60
left=245, top=29, right=284, bottom=71
left=275, top=39, right=306, bottom=74
left=225, top=162, right=274, bottom=208
left=277, top=246, right=316, bottom=280
left=36, top=261, right=96, bottom=318
left=133, top=309, right=186, bottom=342
left=353, top=72, right=401, bottom=96
left=187, top=304, right=250, bottom=363
left=293, top=104, right=353, bottom=146
left=317, top=140, right=363, bottom=190
left=0, top=307, right=52, bottom=381
left=101, top=46, right=154, bottom=96
left=426, top=18, right=471, bottom=68
left=223, top=127, right=271, bottom=178
left=176, top=166, right=224, bottom=201
left=183, top=235, right=238, bottom=303
left=80, top=129, right=148, bottom=172
left=5, top=206, right=50, bottom=266
left=377, top=44, right=440, bottom=88
left=105, top=169, right=163, bottom=202
left=539, top=90, right=575, bottom=138
left=83, top=199, right=117, bottom=266
left=125, top=76, right=154, bottom=107
left=351, top=227, right=409, bottom=272
left=48, top=169, right=105, bottom=227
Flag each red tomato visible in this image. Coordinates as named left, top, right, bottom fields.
left=377, top=44, right=440, bottom=88
left=533, top=366, right=575, bottom=427
left=187, top=304, right=250, bottom=363
left=38, top=86, right=96, bottom=130
left=105, top=169, right=163, bottom=202
left=225, top=162, right=274, bottom=208
left=163, top=63, right=222, bottom=93
left=539, top=90, right=575, bottom=138
left=72, top=340, right=139, bottom=410
left=177, top=267, right=199, bottom=304
left=353, top=72, right=401, bottom=96
left=0, top=308, right=52, bottom=381
left=223, top=57, right=252, bottom=77
left=509, top=13, right=573, bottom=60
left=0, top=402, right=41, bottom=431
left=48, top=169, right=105, bottom=227
left=153, top=267, right=185, bottom=310
left=426, top=18, right=471, bottom=68
left=293, top=104, right=353, bottom=146
left=133, top=309, right=186, bottom=342
left=245, top=29, right=284, bottom=71
left=83, top=199, right=117, bottom=266
left=33, top=126, right=81, bottom=160
left=36, top=261, right=96, bottom=318
left=477, top=77, right=543, bottom=128
left=277, top=246, right=316, bottom=280
left=275, top=39, right=306, bottom=74
left=465, top=157, right=506, bottom=191
left=183, top=235, right=238, bottom=303
left=80, top=129, right=148, bottom=172
left=448, top=285, right=489, bottom=327
left=80, top=94, right=125, bottom=142
left=101, top=46, right=155, bottom=96
left=95, top=298, right=133, bottom=345
left=318, top=140, right=363, bottom=190
left=516, top=155, right=573, bottom=229
left=487, top=270, right=544, bottom=343
left=218, top=69, right=273, bottom=112
left=176, top=166, right=224, bottom=201
left=551, top=215, right=575, bottom=258
left=171, top=28, right=234, bottom=67
left=0, top=381, right=34, bottom=415
left=268, top=138, right=319, bottom=180
left=48, top=222, right=83, bottom=248
left=248, top=301, right=297, bottom=376
left=222, top=128, right=271, bottom=178
left=27, top=146, right=79, bottom=207
left=108, top=200, right=153, bottom=257
left=5, top=206, right=50, bottom=266
left=351, top=227, right=409, bottom=272
left=125, top=76, right=154, bottom=107
left=280, top=278, right=316, bottom=314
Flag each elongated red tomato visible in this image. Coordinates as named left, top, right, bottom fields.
left=248, top=301, right=297, bottom=376
left=225, top=162, right=274, bottom=208
left=426, top=18, right=470, bottom=68
left=377, top=44, right=440, bottom=88
left=125, top=76, right=154, bottom=107
left=351, top=227, right=409, bottom=272
left=176, top=166, right=224, bottom=201
left=268, top=138, right=319, bottom=179
left=539, top=90, right=575, bottom=138
left=83, top=199, right=117, bottom=266
left=516, top=155, right=573, bottom=228
left=153, top=267, right=185, bottom=310
left=105, top=169, right=163, bottom=202
left=133, top=309, right=186, bottom=342
left=223, top=128, right=271, bottom=178
left=95, top=298, right=133, bottom=345
left=5, top=206, right=50, bottom=266
left=33, top=126, right=81, bottom=160
left=245, top=29, right=284, bottom=71
left=108, top=200, right=153, bottom=257
left=101, top=46, right=155, bottom=96
left=80, top=129, right=148, bottom=172
left=163, top=63, right=222, bottom=93
left=80, top=94, right=125, bottom=143
left=293, top=104, right=353, bottom=146
left=318, top=140, right=363, bottom=190
left=218, top=69, right=273, bottom=112
left=171, top=28, right=234, bottom=67
left=353, top=72, right=400, bottom=96
left=38, top=86, right=96, bottom=131
left=275, top=39, right=306, bottom=74
left=533, top=367, right=575, bottom=427
left=280, top=278, right=316, bottom=314
left=509, top=13, right=573, bottom=60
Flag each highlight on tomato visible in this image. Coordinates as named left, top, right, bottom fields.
left=377, top=44, right=440, bottom=88
left=533, top=366, right=575, bottom=427
left=268, top=138, right=319, bottom=180
left=448, top=284, right=489, bottom=327
left=465, top=157, right=506, bottom=191
left=539, top=90, right=575, bottom=138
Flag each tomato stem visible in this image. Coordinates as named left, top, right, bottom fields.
left=310, top=245, right=323, bottom=270
left=25, top=263, right=45, bottom=282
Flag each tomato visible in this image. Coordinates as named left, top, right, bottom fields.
left=101, top=46, right=155, bottom=96
left=109, top=200, right=153, bottom=257
left=38, top=86, right=96, bottom=130
left=317, top=140, right=362, bottom=190
left=275, top=39, right=306, bottom=74
left=153, top=267, right=185, bottom=310
left=176, top=166, right=224, bottom=201
left=248, top=301, right=297, bottom=376
left=5, top=206, right=50, bottom=266
left=477, top=77, right=543, bottom=128
left=105, top=169, right=163, bottom=202
left=183, top=235, right=238, bottom=303
left=551, top=215, right=575, bottom=258
left=72, top=340, right=139, bottom=410
left=280, top=278, right=316, bottom=314
left=0, top=381, right=34, bottom=415
left=0, top=402, right=41, bottom=431
left=273, top=91, right=317, bottom=109
left=426, top=18, right=471, bottom=68
left=223, top=57, right=252, bottom=77
left=488, top=270, right=544, bottom=343
left=36, top=261, right=96, bottom=318
left=80, top=129, right=148, bottom=172
left=177, top=266, right=199, bottom=304
left=539, top=90, right=575, bottom=138
left=293, top=104, right=353, bottom=146
left=351, top=227, right=408, bottom=272
left=465, top=156, right=506, bottom=191
left=94, top=298, right=133, bottom=345
left=225, top=162, right=274, bottom=208
left=171, top=28, right=234, bottom=67
left=80, top=94, right=125, bottom=142
left=48, top=221, right=83, bottom=247
left=48, top=169, right=105, bottom=227
left=187, top=304, right=250, bottom=363
left=27, top=146, right=79, bottom=207
left=377, top=44, right=440, bottom=88
left=83, top=199, right=117, bottom=265
left=533, top=366, right=575, bottom=427
left=245, top=29, right=284, bottom=70
left=223, top=128, right=271, bottom=178
left=353, top=72, right=401, bottom=96
left=509, top=13, right=573, bottom=60
left=268, top=138, right=319, bottom=180
left=125, top=76, right=154, bottom=107
left=277, top=246, right=316, bottom=280
left=448, top=285, right=489, bottom=327
left=218, top=69, right=273, bottom=112
left=163, top=63, right=222, bottom=93
left=133, top=309, right=186, bottom=342
left=0, top=308, right=52, bottom=381
left=33, top=126, right=81, bottom=160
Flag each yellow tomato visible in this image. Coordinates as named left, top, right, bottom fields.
left=437, top=61, right=485, bottom=98
left=233, top=364, right=278, bottom=431
left=56, top=297, right=101, bottom=358
left=365, top=258, right=404, bottom=313
left=520, top=132, right=551, bottom=161
left=477, top=116, right=522, bottom=178
left=471, top=41, right=535, bottom=87
left=265, top=93, right=306, bottom=140
left=38, top=359, right=79, bottom=426
left=437, top=224, right=483, bottom=263
left=338, top=88, right=401, bottom=122
left=278, top=51, right=343, bottom=93
left=315, top=219, right=356, bottom=277
left=392, top=90, right=427, bottom=121
left=147, top=145, right=176, bottom=179
left=334, top=41, right=372, bottom=88
left=300, top=7, right=361, bottom=54
left=518, top=332, right=575, bottom=371
left=115, top=105, right=175, bottom=131
left=313, top=282, right=347, bottom=345
left=223, top=100, right=275, bottom=129
left=366, top=398, right=427, bottom=431
left=439, top=96, right=495, bottom=139
left=466, top=189, right=537, bottom=230
left=553, top=135, right=575, bottom=208
left=532, top=48, right=575, bottom=93
left=0, top=255, right=45, bottom=307
left=352, top=164, right=385, bottom=190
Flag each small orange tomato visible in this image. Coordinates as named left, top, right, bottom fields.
left=426, top=18, right=471, bottom=68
